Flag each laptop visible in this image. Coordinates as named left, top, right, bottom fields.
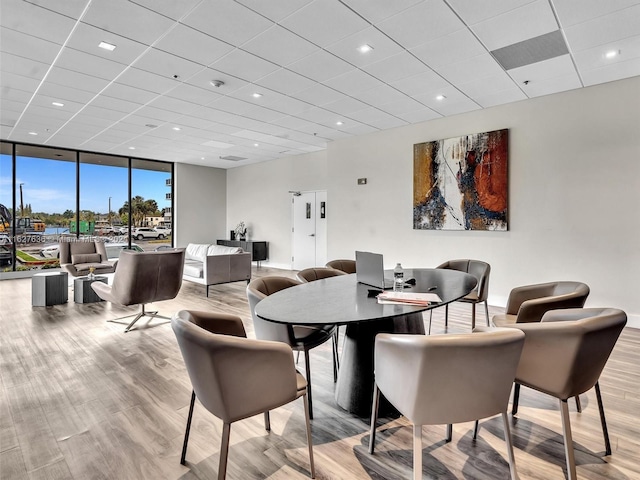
left=355, top=251, right=394, bottom=289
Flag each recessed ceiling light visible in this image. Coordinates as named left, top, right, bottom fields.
left=128, top=146, right=135, bottom=150
left=52, top=102, right=64, bottom=107
left=172, top=126, right=181, bottom=131
left=436, top=94, right=446, bottom=101
left=358, top=44, right=373, bottom=53
left=254, top=143, right=259, bottom=147
left=200, top=157, right=205, bottom=160
left=98, top=41, right=116, bottom=51
left=605, top=50, right=620, bottom=59
left=336, top=121, right=344, bottom=126
left=252, top=92, right=263, bottom=98
left=28, top=131, right=38, bottom=135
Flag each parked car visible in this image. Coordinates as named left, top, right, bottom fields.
left=154, top=226, right=172, bottom=237
left=131, top=227, right=164, bottom=240
left=0, top=234, right=12, bottom=266
left=118, top=226, right=130, bottom=235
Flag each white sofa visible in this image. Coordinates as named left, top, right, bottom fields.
left=182, top=243, right=252, bottom=296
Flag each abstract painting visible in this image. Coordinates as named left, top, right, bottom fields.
left=413, top=129, right=508, bottom=231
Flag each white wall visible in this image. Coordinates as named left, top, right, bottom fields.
left=226, top=77, right=640, bottom=326
left=174, top=163, right=227, bottom=246
left=226, top=150, right=327, bottom=269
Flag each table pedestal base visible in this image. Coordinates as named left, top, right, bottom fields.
left=335, top=312, right=424, bottom=417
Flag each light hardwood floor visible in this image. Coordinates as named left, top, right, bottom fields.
left=1, top=267, right=638, bottom=479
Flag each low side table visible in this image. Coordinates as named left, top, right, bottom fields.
left=74, top=276, right=108, bottom=304
left=32, top=271, right=69, bottom=306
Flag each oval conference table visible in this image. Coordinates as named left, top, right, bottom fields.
left=255, top=268, right=477, bottom=417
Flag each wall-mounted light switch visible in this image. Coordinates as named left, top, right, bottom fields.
left=357, top=178, right=367, bottom=185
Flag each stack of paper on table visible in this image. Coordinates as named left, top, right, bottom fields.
left=377, top=291, right=442, bottom=305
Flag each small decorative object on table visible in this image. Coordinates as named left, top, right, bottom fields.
left=234, top=221, right=247, bottom=241
left=88, top=266, right=96, bottom=280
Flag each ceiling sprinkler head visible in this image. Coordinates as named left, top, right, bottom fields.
left=210, top=79, right=225, bottom=88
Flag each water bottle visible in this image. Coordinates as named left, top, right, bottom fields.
left=393, top=263, right=404, bottom=292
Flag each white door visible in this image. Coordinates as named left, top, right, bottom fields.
left=292, top=191, right=327, bottom=270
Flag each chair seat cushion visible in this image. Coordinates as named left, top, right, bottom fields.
left=207, top=244, right=243, bottom=256
left=185, top=244, right=210, bottom=262
left=73, top=262, right=115, bottom=273
left=183, top=260, right=203, bottom=278
left=492, top=314, right=517, bottom=326
left=460, top=291, right=480, bottom=302
left=72, top=253, right=101, bottom=264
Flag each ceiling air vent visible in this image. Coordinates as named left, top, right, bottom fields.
left=219, top=155, right=246, bottom=161
left=491, top=30, right=569, bottom=71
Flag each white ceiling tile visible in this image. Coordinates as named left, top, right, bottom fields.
left=47, top=67, right=111, bottom=94
left=396, top=107, right=441, bottom=124
left=55, top=47, right=127, bottom=81
left=438, top=54, right=506, bottom=85
left=0, top=86, right=32, bottom=103
left=31, top=94, right=84, bottom=113
left=363, top=51, right=428, bottom=83
left=38, top=81, right=97, bottom=104
left=235, top=0, right=313, bottom=22
left=288, top=50, right=354, bottom=83
left=185, top=68, right=251, bottom=95
left=431, top=98, right=481, bottom=116
left=90, top=95, right=143, bottom=114
left=518, top=72, right=583, bottom=97
left=281, top=1, right=369, bottom=47
left=340, top=0, right=425, bottom=24
left=294, top=84, right=346, bottom=106
left=147, top=96, right=200, bottom=115
left=242, top=26, right=318, bottom=67
left=209, top=49, right=280, bottom=83
left=134, top=106, right=182, bottom=122
left=115, top=68, right=181, bottom=94
left=240, top=105, right=287, bottom=123
left=127, top=0, right=202, bottom=20
left=260, top=93, right=312, bottom=116
left=325, top=27, right=405, bottom=68
left=563, top=4, right=640, bottom=52
left=81, top=106, right=128, bottom=122
left=65, top=23, right=148, bottom=65
left=446, top=0, right=537, bottom=25
left=340, top=123, right=379, bottom=136
left=208, top=96, right=253, bottom=116
left=0, top=53, right=49, bottom=80
left=410, top=28, right=487, bottom=68
left=552, top=0, right=640, bottom=28
left=153, top=24, right=236, bottom=67
left=471, top=0, right=558, bottom=51
left=133, top=48, right=204, bottom=79
left=82, top=0, right=177, bottom=45
left=366, top=116, right=408, bottom=130
left=165, top=84, right=223, bottom=105
left=255, top=69, right=317, bottom=94
left=183, top=0, right=273, bottom=46
left=322, top=97, right=370, bottom=116
left=2, top=0, right=77, bottom=43
left=390, top=70, right=452, bottom=96
left=581, top=57, right=640, bottom=86
left=0, top=28, right=61, bottom=64
left=376, top=0, right=465, bottom=49
left=413, top=84, right=475, bottom=111
left=353, top=84, right=409, bottom=105
left=102, top=83, right=159, bottom=105
left=573, top=35, right=640, bottom=72
left=323, top=69, right=386, bottom=96
left=508, top=54, right=578, bottom=84
left=457, top=72, right=518, bottom=98
left=377, top=97, right=428, bottom=116
left=296, top=107, right=342, bottom=126
left=472, top=87, right=527, bottom=108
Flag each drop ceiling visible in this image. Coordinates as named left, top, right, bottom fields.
left=1, top=0, right=639, bottom=168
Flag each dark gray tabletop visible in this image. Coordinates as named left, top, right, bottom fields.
left=255, top=268, right=477, bottom=326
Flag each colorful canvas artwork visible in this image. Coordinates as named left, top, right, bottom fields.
left=413, top=129, right=508, bottom=231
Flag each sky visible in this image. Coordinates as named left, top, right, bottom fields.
left=0, top=154, right=171, bottom=215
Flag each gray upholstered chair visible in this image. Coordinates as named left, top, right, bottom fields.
left=504, top=308, right=626, bottom=480
left=492, top=281, right=590, bottom=327
left=430, top=259, right=491, bottom=333
left=369, top=329, right=525, bottom=480
left=171, top=310, right=315, bottom=480
left=325, top=259, right=356, bottom=274
left=247, top=276, right=337, bottom=419
left=59, top=239, right=117, bottom=277
left=91, top=249, right=185, bottom=332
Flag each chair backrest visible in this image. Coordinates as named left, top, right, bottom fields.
left=59, top=239, right=107, bottom=265
left=375, top=329, right=525, bottom=426
left=297, top=267, right=347, bottom=283
left=437, top=259, right=490, bottom=301
left=171, top=311, right=298, bottom=423
left=511, top=308, right=626, bottom=399
left=246, top=276, right=300, bottom=344
left=110, top=249, right=185, bottom=306
left=325, top=259, right=356, bottom=274
left=506, top=281, right=590, bottom=322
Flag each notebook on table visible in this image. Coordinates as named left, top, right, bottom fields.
left=355, top=251, right=394, bottom=289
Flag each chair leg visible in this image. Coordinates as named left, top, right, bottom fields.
left=575, top=395, right=582, bottom=413
left=594, top=381, right=612, bottom=455
left=445, top=424, right=453, bottom=443
left=428, top=310, right=433, bottom=335
left=218, top=423, right=231, bottom=480
left=559, top=399, right=577, bottom=480
left=302, top=394, right=316, bottom=478
left=484, top=301, right=490, bottom=327
left=332, top=330, right=339, bottom=383
left=304, top=349, right=313, bottom=420
left=471, top=303, right=476, bottom=330
left=369, top=385, right=380, bottom=454
left=502, top=412, right=519, bottom=480
left=473, top=420, right=480, bottom=440
left=413, top=424, right=422, bottom=480
left=444, top=304, right=449, bottom=327
left=512, top=383, right=521, bottom=415
left=180, top=390, right=196, bottom=465
left=264, top=411, right=270, bottom=431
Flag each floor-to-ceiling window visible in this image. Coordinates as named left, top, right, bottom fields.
left=0, top=141, right=173, bottom=275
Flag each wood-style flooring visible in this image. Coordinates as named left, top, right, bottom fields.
left=1, top=267, right=638, bottom=479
